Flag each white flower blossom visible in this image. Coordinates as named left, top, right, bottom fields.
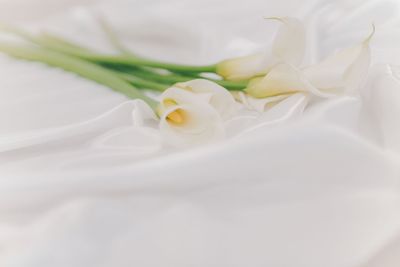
left=245, top=25, right=374, bottom=98
left=157, top=79, right=236, bottom=146
left=216, top=17, right=305, bottom=81
left=175, top=79, right=237, bottom=119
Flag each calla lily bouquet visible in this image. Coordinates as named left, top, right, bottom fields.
left=0, top=17, right=373, bottom=146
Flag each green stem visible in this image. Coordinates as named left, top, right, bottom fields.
left=39, top=36, right=218, bottom=72
left=0, top=43, right=158, bottom=109
left=116, top=72, right=168, bottom=91
left=1, top=26, right=245, bottom=91
left=200, top=75, right=248, bottom=90
left=126, top=68, right=188, bottom=84
left=5, top=28, right=218, bottom=73
left=87, top=54, right=217, bottom=73
left=115, top=67, right=247, bottom=90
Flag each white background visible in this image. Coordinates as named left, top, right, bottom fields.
left=0, top=0, right=400, bottom=266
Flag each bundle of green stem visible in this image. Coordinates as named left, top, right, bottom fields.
left=0, top=24, right=248, bottom=110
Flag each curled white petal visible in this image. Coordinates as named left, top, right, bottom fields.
left=158, top=87, right=225, bottom=147
left=303, top=25, right=373, bottom=95
left=216, top=52, right=266, bottom=81
left=159, top=100, right=224, bottom=147
left=176, top=79, right=237, bottom=119
left=159, top=86, right=200, bottom=107
left=216, top=17, right=305, bottom=80
left=245, top=63, right=334, bottom=98
left=268, top=17, right=306, bottom=67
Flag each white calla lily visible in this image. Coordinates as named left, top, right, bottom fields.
left=157, top=80, right=236, bottom=146
left=175, top=79, right=237, bottom=119
left=216, top=52, right=267, bottom=82
left=303, top=25, right=374, bottom=95
left=216, top=17, right=305, bottom=81
left=245, top=25, right=374, bottom=98
left=268, top=17, right=306, bottom=67
left=245, top=63, right=332, bottom=98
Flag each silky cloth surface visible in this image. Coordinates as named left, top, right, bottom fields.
left=1, top=0, right=400, bottom=266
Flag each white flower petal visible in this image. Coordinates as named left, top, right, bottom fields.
left=216, top=17, right=306, bottom=81
left=303, top=26, right=373, bottom=94
left=268, top=17, right=306, bottom=67
left=159, top=86, right=200, bottom=106
left=157, top=86, right=226, bottom=147
left=159, top=102, right=224, bottom=147
left=176, top=79, right=237, bottom=119
left=216, top=52, right=267, bottom=81
left=245, top=63, right=333, bottom=98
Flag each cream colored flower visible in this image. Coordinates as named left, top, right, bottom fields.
left=157, top=79, right=236, bottom=146
left=216, top=17, right=305, bottom=81
left=174, top=79, right=237, bottom=119
left=244, top=63, right=329, bottom=98
left=303, top=26, right=374, bottom=95
left=245, top=25, right=374, bottom=98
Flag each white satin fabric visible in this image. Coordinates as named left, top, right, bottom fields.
left=1, top=0, right=400, bottom=266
